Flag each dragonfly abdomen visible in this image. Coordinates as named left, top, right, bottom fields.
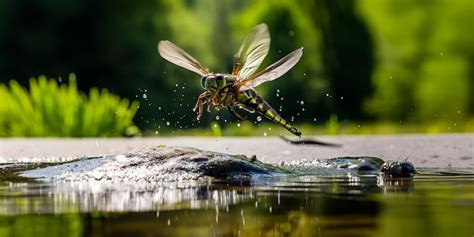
left=239, top=90, right=301, bottom=136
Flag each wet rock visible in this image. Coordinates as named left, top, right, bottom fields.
left=279, top=156, right=386, bottom=176
left=18, top=146, right=415, bottom=183
left=22, top=146, right=290, bottom=182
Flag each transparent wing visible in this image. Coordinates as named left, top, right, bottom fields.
left=237, top=48, right=303, bottom=91
left=232, top=23, right=270, bottom=79
left=158, top=40, right=209, bottom=76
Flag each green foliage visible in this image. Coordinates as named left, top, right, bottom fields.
left=325, top=114, right=340, bottom=135
left=0, top=74, right=139, bottom=137
left=0, top=0, right=175, bottom=129
left=210, top=121, right=223, bottom=137
left=234, top=0, right=327, bottom=120
left=297, top=0, right=375, bottom=120
left=358, top=0, right=473, bottom=122
left=179, top=118, right=473, bottom=137
left=416, top=57, right=470, bottom=121
left=0, top=0, right=472, bottom=134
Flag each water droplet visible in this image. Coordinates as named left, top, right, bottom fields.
left=142, top=94, right=147, bottom=99
left=276, top=93, right=279, bottom=97
left=263, top=132, right=267, bottom=137
left=389, top=76, right=393, bottom=79
left=158, top=106, right=162, bottom=110
left=340, top=96, right=344, bottom=100
left=155, top=131, right=158, bottom=134
left=302, top=108, right=305, bottom=111
left=268, top=127, right=272, bottom=131
left=300, top=101, right=304, bottom=105
left=440, top=52, right=443, bottom=56
left=303, top=73, right=306, bottom=76
left=313, top=118, right=317, bottom=122
left=257, top=116, right=262, bottom=122
left=175, top=84, right=178, bottom=87
left=288, top=30, right=295, bottom=37
left=237, top=123, right=241, bottom=127
left=166, top=121, right=170, bottom=126
left=326, top=93, right=329, bottom=97
left=280, top=97, right=284, bottom=101
left=458, top=110, right=461, bottom=114
left=214, top=124, right=217, bottom=127
left=277, top=89, right=280, bottom=93
left=216, top=116, right=220, bottom=120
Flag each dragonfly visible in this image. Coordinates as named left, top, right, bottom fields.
left=158, top=23, right=303, bottom=136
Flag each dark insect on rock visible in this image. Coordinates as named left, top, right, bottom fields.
left=380, top=161, right=416, bottom=177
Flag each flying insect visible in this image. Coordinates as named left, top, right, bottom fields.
left=158, top=23, right=303, bottom=136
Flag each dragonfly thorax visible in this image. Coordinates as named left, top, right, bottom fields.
left=200, top=73, right=236, bottom=90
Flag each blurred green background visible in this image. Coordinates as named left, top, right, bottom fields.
left=0, top=0, right=472, bottom=137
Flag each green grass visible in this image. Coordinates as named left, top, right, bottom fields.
left=0, top=74, right=139, bottom=137
left=144, top=117, right=474, bottom=137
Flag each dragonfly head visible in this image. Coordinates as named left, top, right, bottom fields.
left=201, top=74, right=226, bottom=90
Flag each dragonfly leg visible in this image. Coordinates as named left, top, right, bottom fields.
left=238, top=105, right=255, bottom=113
left=194, top=92, right=209, bottom=120
left=206, top=97, right=212, bottom=112
left=227, top=106, right=246, bottom=120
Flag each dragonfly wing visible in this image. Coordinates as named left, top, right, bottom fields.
left=232, top=24, right=270, bottom=79
left=158, top=40, right=209, bottom=76
left=237, top=48, right=303, bottom=91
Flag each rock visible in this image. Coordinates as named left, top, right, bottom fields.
left=22, top=146, right=290, bottom=182
left=18, top=146, right=415, bottom=183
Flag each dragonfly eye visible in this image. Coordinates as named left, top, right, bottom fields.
left=200, top=76, right=207, bottom=89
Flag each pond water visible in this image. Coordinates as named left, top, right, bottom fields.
left=0, top=167, right=473, bottom=237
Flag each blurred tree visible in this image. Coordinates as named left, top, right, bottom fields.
left=232, top=0, right=376, bottom=124
left=234, top=0, right=328, bottom=124
left=358, top=0, right=473, bottom=122
left=299, top=0, right=375, bottom=121
left=149, top=0, right=249, bottom=131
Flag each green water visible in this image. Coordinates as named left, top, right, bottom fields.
left=0, top=173, right=473, bottom=237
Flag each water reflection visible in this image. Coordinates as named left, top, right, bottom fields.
left=0, top=174, right=473, bottom=237
left=0, top=175, right=416, bottom=215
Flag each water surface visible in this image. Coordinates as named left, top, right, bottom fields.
left=0, top=164, right=473, bottom=237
